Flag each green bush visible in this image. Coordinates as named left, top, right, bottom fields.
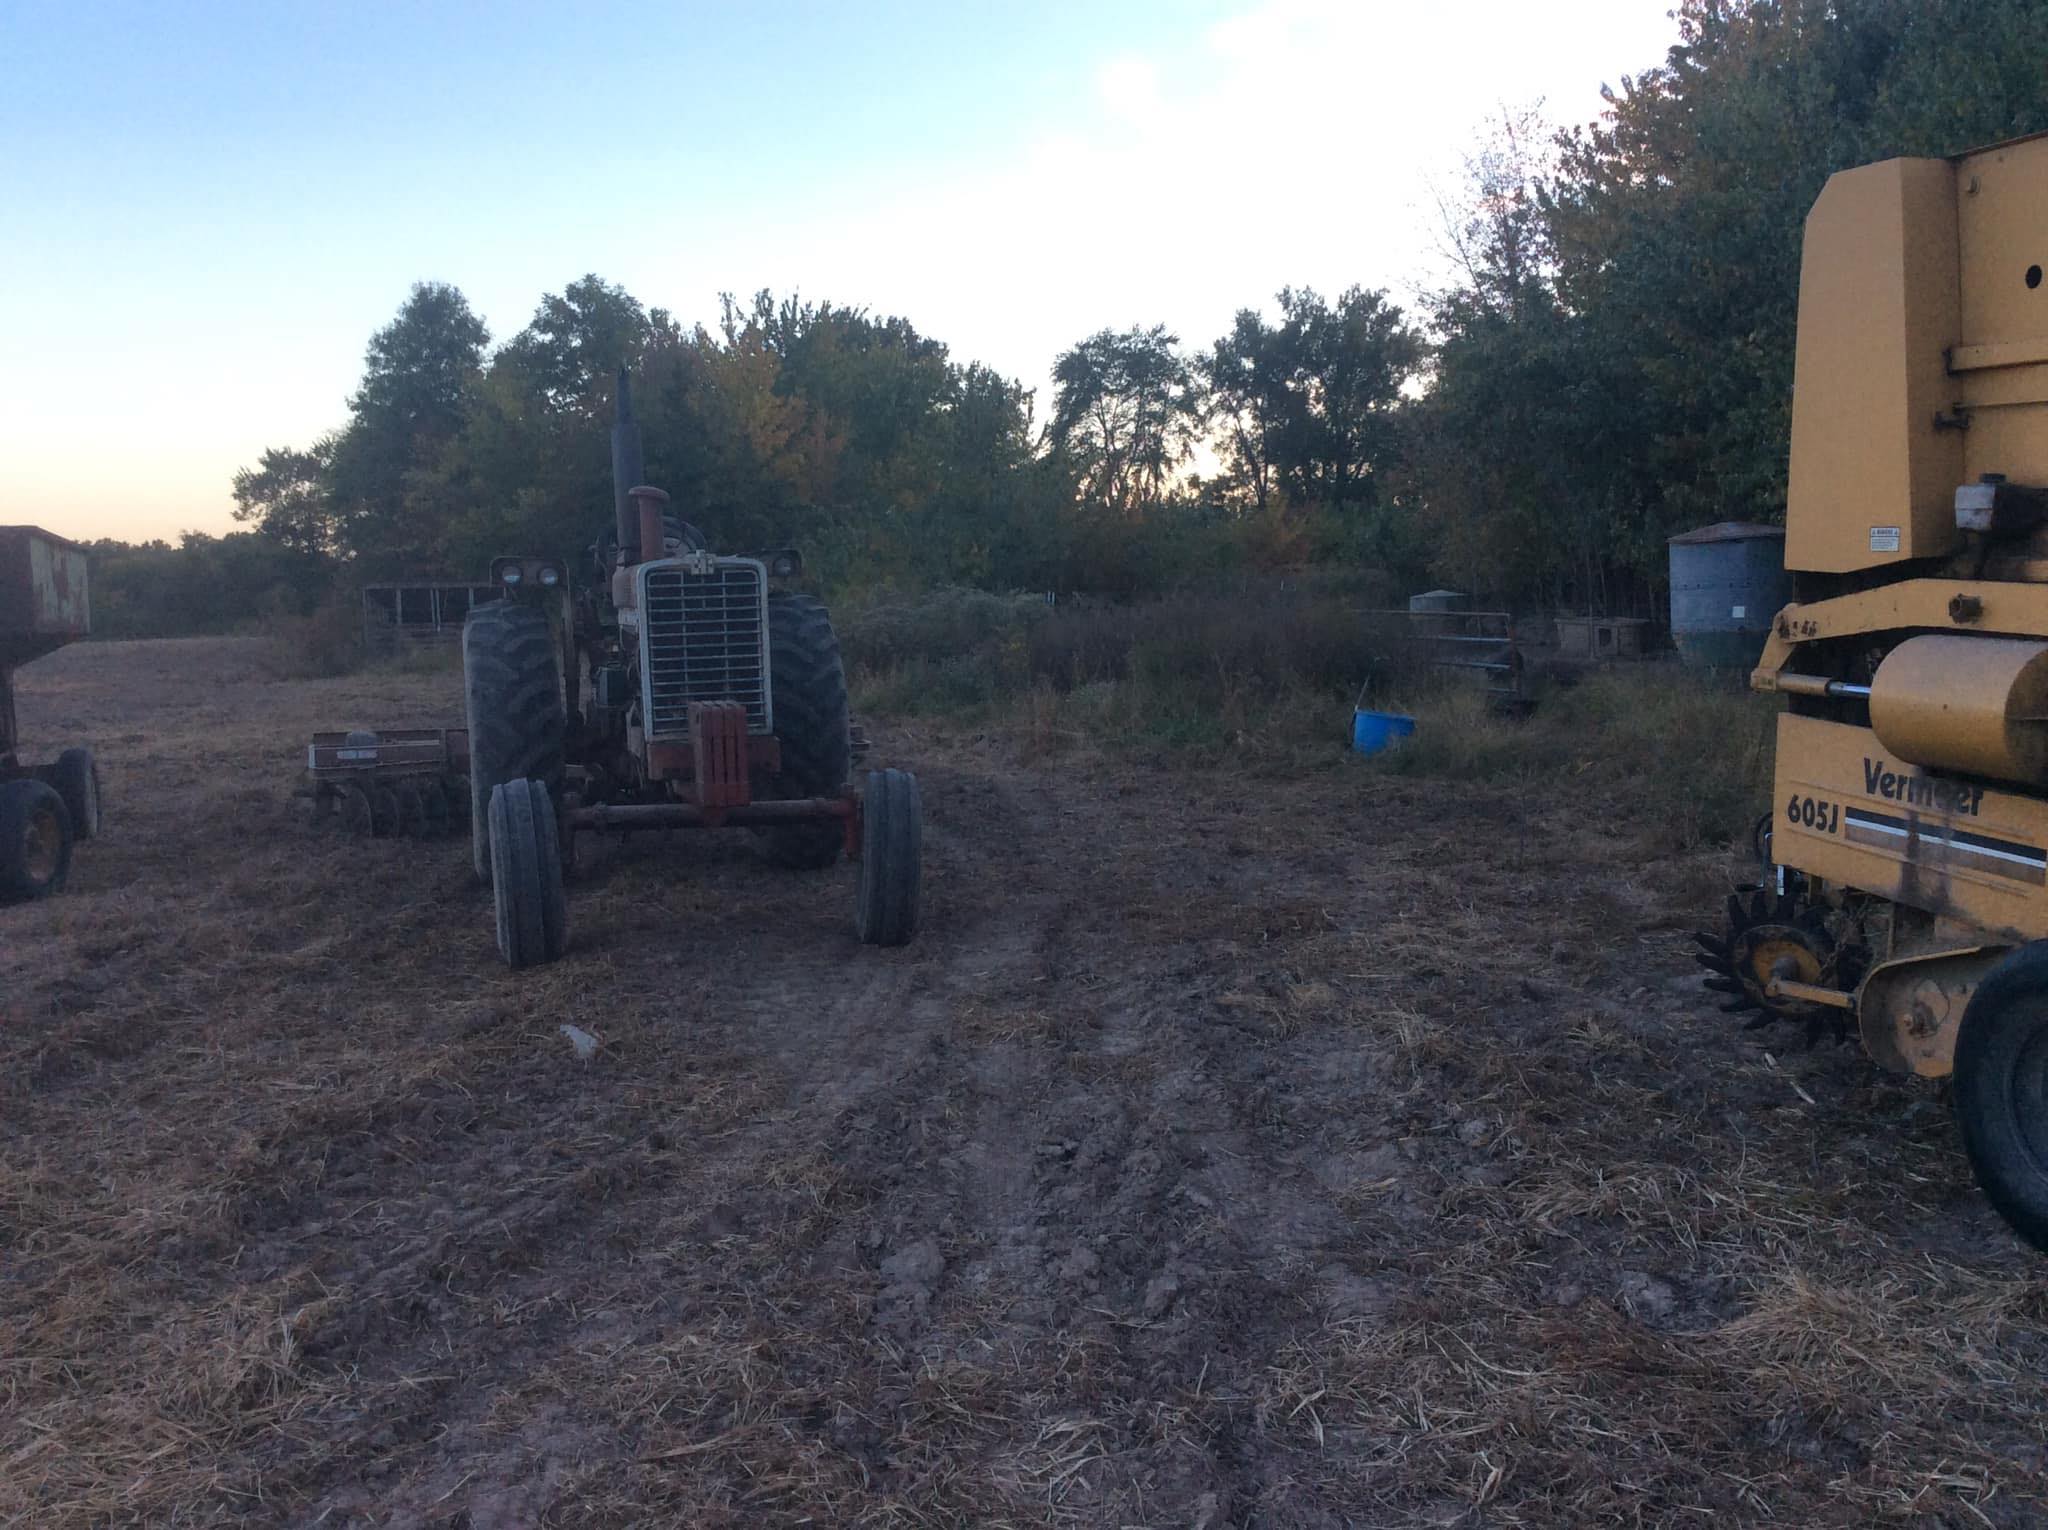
left=843, top=586, right=1414, bottom=768
left=254, top=592, right=362, bottom=678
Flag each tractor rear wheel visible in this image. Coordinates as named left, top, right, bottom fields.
left=35, top=747, right=100, bottom=841
left=464, top=599, right=565, bottom=881
left=762, top=592, right=851, bottom=870
left=488, top=778, right=568, bottom=969
left=855, top=768, right=921, bottom=946
left=1953, top=942, right=2048, bottom=1251
left=0, top=778, right=73, bottom=902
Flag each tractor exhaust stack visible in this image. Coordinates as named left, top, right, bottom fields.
left=611, top=365, right=645, bottom=561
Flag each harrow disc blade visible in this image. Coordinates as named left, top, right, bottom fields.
left=396, top=785, right=429, bottom=838
left=340, top=784, right=374, bottom=837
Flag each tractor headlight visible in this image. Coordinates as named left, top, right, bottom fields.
left=498, top=565, right=523, bottom=587
left=537, top=564, right=562, bottom=587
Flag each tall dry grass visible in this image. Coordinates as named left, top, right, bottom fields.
left=839, top=587, right=1417, bottom=769
left=841, top=588, right=1777, bottom=847
left=1381, top=667, right=1777, bottom=851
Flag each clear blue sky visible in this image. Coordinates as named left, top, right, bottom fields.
left=0, top=1, right=1679, bottom=542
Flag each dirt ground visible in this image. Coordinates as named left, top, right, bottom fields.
left=5, top=637, right=2047, bottom=1528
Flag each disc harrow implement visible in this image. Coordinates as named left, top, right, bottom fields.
left=301, top=728, right=471, bottom=840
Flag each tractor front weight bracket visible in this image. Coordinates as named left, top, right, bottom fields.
left=565, top=792, right=861, bottom=842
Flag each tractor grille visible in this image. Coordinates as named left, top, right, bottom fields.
left=639, top=560, right=771, bottom=739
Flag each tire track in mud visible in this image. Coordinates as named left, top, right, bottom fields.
left=304, top=758, right=1087, bottom=1523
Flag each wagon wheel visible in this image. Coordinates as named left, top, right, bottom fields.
left=0, top=779, right=73, bottom=902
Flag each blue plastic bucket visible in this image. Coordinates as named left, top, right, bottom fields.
left=1351, top=708, right=1415, bottom=755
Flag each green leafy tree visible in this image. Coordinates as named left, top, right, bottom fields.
left=230, top=440, right=340, bottom=556
left=1200, top=309, right=1284, bottom=510
left=1048, top=325, right=1201, bottom=515
left=326, top=281, right=490, bottom=571
left=1265, top=286, right=1422, bottom=510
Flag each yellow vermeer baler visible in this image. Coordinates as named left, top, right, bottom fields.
left=1699, top=131, right=2048, bottom=1247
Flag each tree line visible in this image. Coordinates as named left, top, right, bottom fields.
left=90, top=0, right=2048, bottom=640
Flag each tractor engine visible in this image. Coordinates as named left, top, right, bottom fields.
left=606, top=484, right=778, bottom=796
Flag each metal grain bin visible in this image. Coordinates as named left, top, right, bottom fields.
left=1407, top=588, right=1469, bottom=615
left=1407, top=588, right=1469, bottom=638
left=1668, top=522, right=1789, bottom=668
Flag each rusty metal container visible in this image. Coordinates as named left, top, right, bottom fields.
left=0, top=526, right=91, bottom=668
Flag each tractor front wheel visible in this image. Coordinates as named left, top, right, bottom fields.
left=488, top=778, right=568, bottom=969
left=855, top=768, right=922, bottom=947
left=1954, top=942, right=2048, bottom=1252
left=0, top=778, right=73, bottom=902
left=464, top=599, right=566, bottom=881
left=762, top=592, right=851, bottom=869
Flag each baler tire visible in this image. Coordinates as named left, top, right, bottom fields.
left=855, top=768, right=921, bottom=947
left=1953, top=942, right=2048, bottom=1252
left=464, top=599, right=566, bottom=882
left=370, top=785, right=401, bottom=838
left=488, top=779, right=568, bottom=969
left=762, top=592, right=851, bottom=870
left=0, top=778, right=73, bottom=902
left=39, top=748, right=101, bottom=842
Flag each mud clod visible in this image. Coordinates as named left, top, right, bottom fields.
left=1141, top=1269, right=1182, bottom=1319
left=879, top=1237, right=945, bottom=1286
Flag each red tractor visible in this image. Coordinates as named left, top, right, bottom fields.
left=309, top=374, right=921, bottom=967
